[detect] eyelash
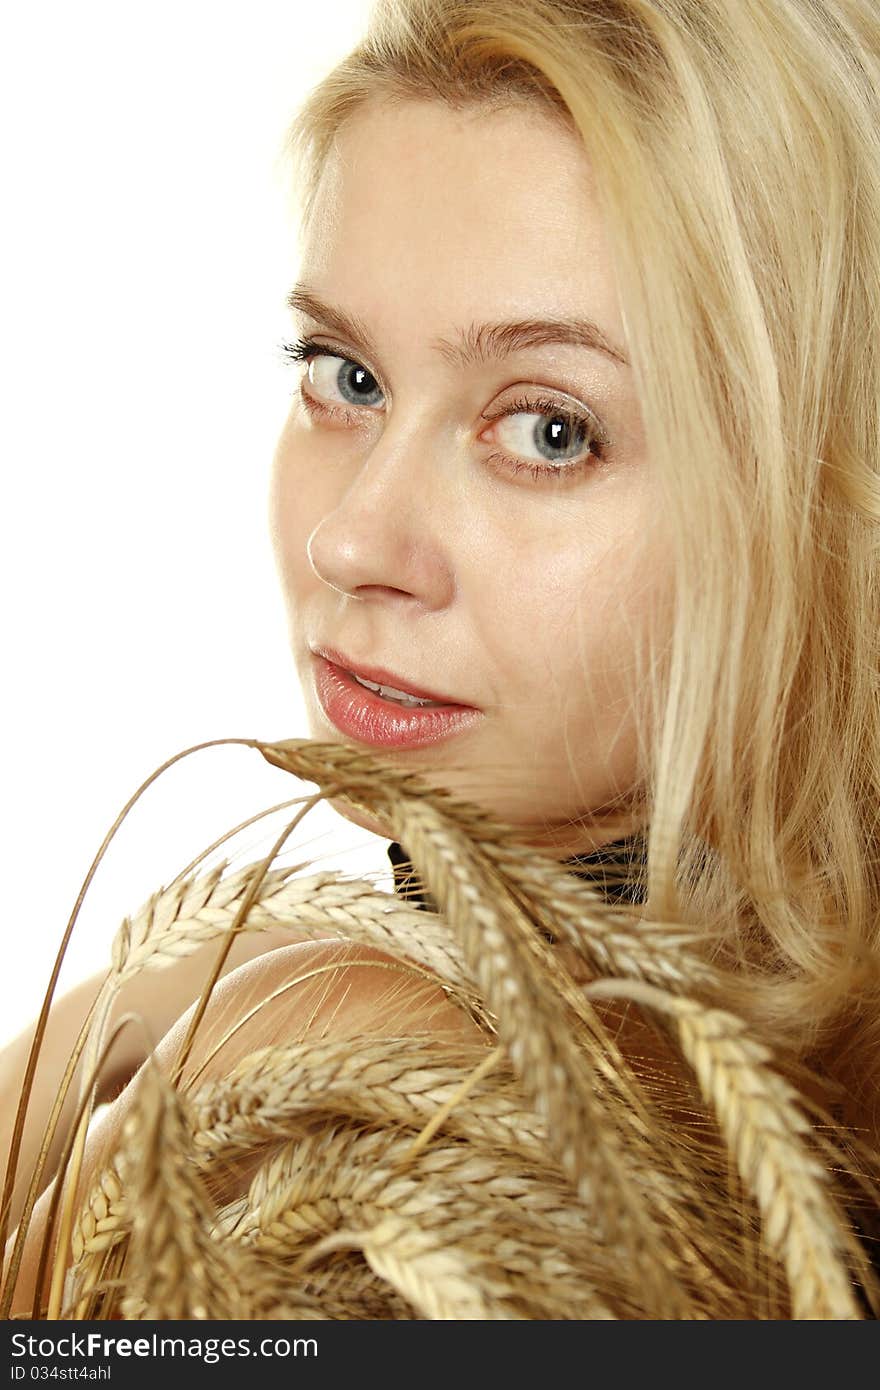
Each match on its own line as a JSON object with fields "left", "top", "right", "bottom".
{"left": 278, "top": 337, "right": 610, "bottom": 481}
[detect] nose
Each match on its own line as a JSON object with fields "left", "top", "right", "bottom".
{"left": 306, "top": 426, "right": 456, "bottom": 609}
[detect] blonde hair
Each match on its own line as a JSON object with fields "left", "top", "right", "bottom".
{"left": 283, "top": 0, "right": 880, "bottom": 1147}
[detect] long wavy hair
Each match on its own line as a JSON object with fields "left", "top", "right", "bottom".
{"left": 284, "top": 0, "right": 880, "bottom": 1144}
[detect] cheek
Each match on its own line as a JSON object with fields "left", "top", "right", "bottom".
{"left": 483, "top": 507, "right": 667, "bottom": 735}
{"left": 558, "top": 533, "right": 671, "bottom": 761}
{"left": 474, "top": 513, "right": 615, "bottom": 677}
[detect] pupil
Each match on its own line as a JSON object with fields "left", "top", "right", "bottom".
{"left": 548, "top": 418, "right": 569, "bottom": 447}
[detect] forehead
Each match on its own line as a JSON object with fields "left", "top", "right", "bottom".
{"left": 300, "top": 98, "right": 624, "bottom": 343}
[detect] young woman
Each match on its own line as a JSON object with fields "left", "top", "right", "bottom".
{"left": 4, "top": 0, "right": 880, "bottom": 1319}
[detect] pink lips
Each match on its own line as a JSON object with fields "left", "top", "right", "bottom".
{"left": 314, "top": 646, "right": 469, "bottom": 705}
{"left": 311, "top": 651, "right": 482, "bottom": 750}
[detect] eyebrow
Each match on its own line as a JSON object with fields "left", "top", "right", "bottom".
{"left": 287, "top": 286, "right": 630, "bottom": 371}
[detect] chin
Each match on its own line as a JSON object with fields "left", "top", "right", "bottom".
{"left": 326, "top": 795, "right": 396, "bottom": 842}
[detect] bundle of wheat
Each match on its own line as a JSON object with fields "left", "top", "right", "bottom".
{"left": 3, "top": 739, "right": 879, "bottom": 1319}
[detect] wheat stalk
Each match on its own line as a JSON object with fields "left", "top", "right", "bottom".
{"left": 116, "top": 1063, "right": 254, "bottom": 1319}
{"left": 378, "top": 793, "right": 697, "bottom": 1317}
{"left": 324, "top": 1211, "right": 524, "bottom": 1319}
{"left": 585, "top": 979, "right": 863, "bottom": 1319}
{"left": 109, "top": 862, "right": 485, "bottom": 1014}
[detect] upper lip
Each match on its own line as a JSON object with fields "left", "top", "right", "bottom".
{"left": 312, "top": 645, "right": 476, "bottom": 708}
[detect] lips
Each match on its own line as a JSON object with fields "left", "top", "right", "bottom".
{"left": 312, "top": 646, "right": 476, "bottom": 709}
{"left": 310, "top": 648, "right": 482, "bottom": 750}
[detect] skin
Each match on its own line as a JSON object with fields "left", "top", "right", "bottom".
{"left": 269, "top": 97, "right": 671, "bottom": 857}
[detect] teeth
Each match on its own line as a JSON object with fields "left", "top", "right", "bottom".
{"left": 351, "top": 672, "right": 442, "bottom": 707}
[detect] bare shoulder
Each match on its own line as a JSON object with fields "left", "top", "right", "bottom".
{"left": 166, "top": 938, "right": 487, "bottom": 1090}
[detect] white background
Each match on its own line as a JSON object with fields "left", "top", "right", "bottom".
{"left": 0, "top": 1, "right": 392, "bottom": 1045}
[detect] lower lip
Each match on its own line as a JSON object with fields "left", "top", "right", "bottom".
{"left": 312, "top": 654, "right": 482, "bottom": 749}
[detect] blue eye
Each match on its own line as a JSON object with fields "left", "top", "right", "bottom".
{"left": 278, "top": 338, "right": 385, "bottom": 411}
{"left": 481, "top": 392, "right": 609, "bottom": 479}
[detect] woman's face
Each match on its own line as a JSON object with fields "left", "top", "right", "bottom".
{"left": 270, "top": 98, "right": 669, "bottom": 854}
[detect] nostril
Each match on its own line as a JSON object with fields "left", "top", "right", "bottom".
{"left": 355, "top": 585, "right": 415, "bottom": 599}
